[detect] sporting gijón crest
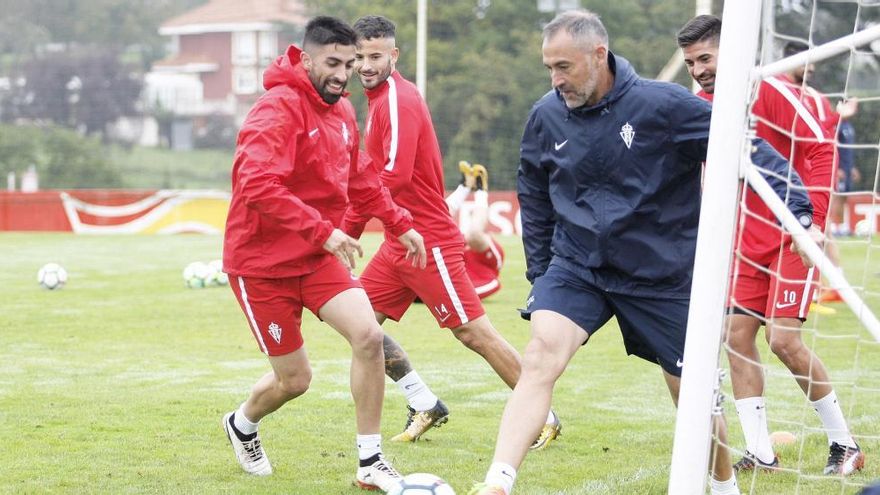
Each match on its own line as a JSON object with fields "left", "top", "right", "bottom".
{"left": 619, "top": 122, "right": 635, "bottom": 149}
{"left": 268, "top": 322, "right": 282, "bottom": 344}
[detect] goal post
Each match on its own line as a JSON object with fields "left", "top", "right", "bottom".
{"left": 669, "top": 1, "right": 764, "bottom": 492}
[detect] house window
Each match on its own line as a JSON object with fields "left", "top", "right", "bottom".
{"left": 259, "top": 31, "right": 278, "bottom": 65}
{"left": 233, "top": 67, "right": 259, "bottom": 94}
{"left": 166, "top": 35, "right": 180, "bottom": 57}
{"left": 233, "top": 32, "right": 257, "bottom": 65}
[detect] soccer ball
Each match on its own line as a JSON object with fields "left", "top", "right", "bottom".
{"left": 37, "top": 263, "right": 68, "bottom": 290}
{"left": 208, "top": 259, "right": 228, "bottom": 286}
{"left": 854, "top": 219, "right": 874, "bottom": 237}
{"left": 388, "top": 473, "right": 456, "bottom": 495}
{"left": 182, "top": 261, "right": 210, "bottom": 288}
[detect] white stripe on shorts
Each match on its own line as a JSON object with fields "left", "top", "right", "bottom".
{"left": 798, "top": 267, "right": 815, "bottom": 319}
{"left": 237, "top": 276, "right": 268, "bottom": 354}
{"left": 432, "top": 246, "right": 469, "bottom": 325}
{"left": 474, "top": 278, "right": 499, "bottom": 296}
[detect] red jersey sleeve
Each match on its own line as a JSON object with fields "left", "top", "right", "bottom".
{"left": 377, "top": 103, "right": 421, "bottom": 196}
{"left": 346, "top": 121, "right": 413, "bottom": 237}
{"left": 233, "top": 92, "right": 334, "bottom": 247}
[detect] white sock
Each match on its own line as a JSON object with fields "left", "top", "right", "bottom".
{"left": 356, "top": 434, "right": 383, "bottom": 461}
{"left": 734, "top": 397, "right": 774, "bottom": 464}
{"left": 546, "top": 410, "right": 555, "bottom": 424}
{"left": 710, "top": 475, "right": 740, "bottom": 495}
{"left": 445, "top": 184, "right": 471, "bottom": 214}
{"left": 474, "top": 189, "right": 489, "bottom": 207}
{"left": 812, "top": 391, "right": 857, "bottom": 448}
{"left": 485, "top": 462, "right": 516, "bottom": 494}
{"left": 396, "top": 370, "right": 438, "bottom": 412}
{"left": 234, "top": 403, "right": 259, "bottom": 435}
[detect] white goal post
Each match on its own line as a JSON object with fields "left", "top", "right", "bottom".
{"left": 669, "top": 2, "right": 880, "bottom": 493}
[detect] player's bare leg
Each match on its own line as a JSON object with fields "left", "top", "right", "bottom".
{"left": 725, "top": 314, "right": 779, "bottom": 471}
{"left": 379, "top": 324, "right": 449, "bottom": 443}
{"left": 765, "top": 317, "right": 831, "bottom": 400}
{"left": 320, "top": 288, "right": 385, "bottom": 435}
{"left": 451, "top": 315, "right": 521, "bottom": 389}
{"left": 726, "top": 314, "right": 765, "bottom": 399}
{"left": 766, "top": 317, "right": 863, "bottom": 475}
{"left": 664, "top": 372, "right": 738, "bottom": 494}
{"left": 320, "top": 289, "right": 403, "bottom": 491}
{"left": 223, "top": 348, "right": 312, "bottom": 476}
{"left": 470, "top": 310, "right": 584, "bottom": 495}
{"left": 244, "top": 350, "right": 313, "bottom": 422}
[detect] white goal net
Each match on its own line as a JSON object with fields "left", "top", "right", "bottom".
{"left": 671, "top": 1, "right": 880, "bottom": 494}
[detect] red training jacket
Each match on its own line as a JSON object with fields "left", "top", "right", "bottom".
{"left": 223, "top": 45, "right": 412, "bottom": 278}
{"left": 343, "top": 71, "right": 462, "bottom": 251}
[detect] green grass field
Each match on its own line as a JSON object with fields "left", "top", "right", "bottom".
{"left": 1, "top": 233, "right": 878, "bottom": 494}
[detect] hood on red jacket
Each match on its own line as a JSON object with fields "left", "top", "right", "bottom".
{"left": 263, "top": 45, "right": 349, "bottom": 106}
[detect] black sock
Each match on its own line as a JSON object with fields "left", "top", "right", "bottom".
{"left": 359, "top": 453, "right": 381, "bottom": 468}
{"left": 228, "top": 413, "right": 256, "bottom": 441}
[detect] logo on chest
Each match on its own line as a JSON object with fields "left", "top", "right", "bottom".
{"left": 619, "top": 122, "right": 635, "bottom": 149}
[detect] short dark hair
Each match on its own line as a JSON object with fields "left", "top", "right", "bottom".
{"left": 303, "top": 16, "right": 357, "bottom": 49}
{"left": 353, "top": 15, "right": 396, "bottom": 40}
{"left": 677, "top": 15, "right": 722, "bottom": 48}
{"left": 543, "top": 9, "right": 608, "bottom": 47}
{"left": 783, "top": 40, "right": 810, "bottom": 58}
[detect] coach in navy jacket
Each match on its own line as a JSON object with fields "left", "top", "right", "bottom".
{"left": 470, "top": 10, "right": 813, "bottom": 495}
{"left": 518, "top": 50, "right": 812, "bottom": 298}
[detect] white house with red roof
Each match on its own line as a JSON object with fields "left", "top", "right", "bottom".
{"left": 144, "top": 0, "right": 306, "bottom": 147}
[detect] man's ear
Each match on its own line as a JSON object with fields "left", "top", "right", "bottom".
{"left": 301, "top": 51, "right": 312, "bottom": 70}
{"left": 391, "top": 47, "right": 400, "bottom": 66}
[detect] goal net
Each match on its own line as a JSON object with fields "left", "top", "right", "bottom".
{"left": 671, "top": 1, "right": 880, "bottom": 494}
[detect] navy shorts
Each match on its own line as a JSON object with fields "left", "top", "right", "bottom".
{"left": 521, "top": 262, "right": 689, "bottom": 376}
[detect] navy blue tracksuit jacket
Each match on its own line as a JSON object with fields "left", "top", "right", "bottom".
{"left": 518, "top": 53, "right": 813, "bottom": 298}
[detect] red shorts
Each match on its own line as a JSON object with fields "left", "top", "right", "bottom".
{"left": 729, "top": 243, "right": 819, "bottom": 320}
{"left": 464, "top": 236, "right": 505, "bottom": 299}
{"left": 228, "top": 259, "right": 362, "bottom": 356}
{"left": 360, "top": 241, "right": 485, "bottom": 328}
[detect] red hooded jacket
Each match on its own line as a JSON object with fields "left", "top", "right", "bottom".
{"left": 223, "top": 45, "right": 412, "bottom": 278}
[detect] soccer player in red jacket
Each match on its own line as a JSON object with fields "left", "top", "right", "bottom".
{"left": 220, "top": 16, "right": 426, "bottom": 491}
{"left": 343, "top": 15, "right": 560, "bottom": 447}
{"left": 679, "top": 15, "right": 864, "bottom": 476}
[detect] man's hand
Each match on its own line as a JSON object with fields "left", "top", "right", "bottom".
{"left": 323, "top": 228, "right": 363, "bottom": 270}
{"left": 836, "top": 97, "right": 858, "bottom": 120}
{"left": 397, "top": 229, "right": 427, "bottom": 269}
{"left": 790, "top": 225, "right": 825, "bottom": 268}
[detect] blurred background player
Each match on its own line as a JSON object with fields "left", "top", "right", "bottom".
{"left": 779, "top": 41, "right": 860, "bottom": 305}
{"left": 679, "top": 17, "right": 864, "bottom": 476}
{"left": 445, "top": 161, "right": 505, "bottom": 300}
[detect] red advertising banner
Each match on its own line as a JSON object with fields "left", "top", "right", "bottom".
{"left": 1, "top": 189, "right": 876, "bottom": 236}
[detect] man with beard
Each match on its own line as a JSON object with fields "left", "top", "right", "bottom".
{"left": 220, "top": 16, "right": 426, "bottom": 492}
{"left": 678, "top": 15, "right": 864, "bottom": 476}
{"left": 342, "top": 14, "right": 562, "bottom": 449}
{"left": 470, "top": 9, "right": 814, "bottom": 495}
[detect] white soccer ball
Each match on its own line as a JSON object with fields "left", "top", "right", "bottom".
{"left": 388, "top": 473, "right": 456, "bottom": 495}
{"left": 854, "top": 219, "right": 874, "bottom": 237}
{"left": 208, "top": 259, "right": 228, "bottom": 286}
{"left": 37, "top": 263, "right": 68, "bottom": 290}
{"left": 182, "top": 261, "right": 210, "bottom": 288}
